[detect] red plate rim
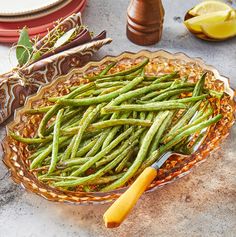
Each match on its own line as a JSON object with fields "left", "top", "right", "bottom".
{"left": 0, "top": 0, "right": 86, "bottom": 38}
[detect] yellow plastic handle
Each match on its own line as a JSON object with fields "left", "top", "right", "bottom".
{"left": 103, "top": 167, "right": 157, "bottom": 228}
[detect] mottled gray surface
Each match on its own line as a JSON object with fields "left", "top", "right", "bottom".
{"left": 0, "top": 0, "right": 236, "bottom": 236}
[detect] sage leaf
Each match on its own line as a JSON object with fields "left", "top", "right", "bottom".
{"left": 31, "top": 51, "right": 41, "bottom": 63}
{"left": 54, "top": 28, "right": 77, "bottom": 49}
{"left": 16, "top": 27, "right": 33, "bottom": 66}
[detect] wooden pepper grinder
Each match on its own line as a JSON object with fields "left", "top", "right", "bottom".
{"left": 126, "top": 0, "right": 165, "bottom": 45}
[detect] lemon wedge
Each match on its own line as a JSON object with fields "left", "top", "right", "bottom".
{"left": 226, "top": 10, "right": 236, "bottom": 20}
{"left": 201, "top": 19, "right": 236, "bottom": 39}
{"left": 184, "top": 10, "right": 231, "bottom": 33}
{"left": 189, "top": 0, "right": 233, "bottom": 16}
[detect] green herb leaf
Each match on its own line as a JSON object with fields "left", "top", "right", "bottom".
{"left": 31, "top": 51, "right": 41, "bottom": 63}
{"left": 16, "top": 27, "right": 33, "bottom": 66}
{"left": 53, "top": 28, "right": 77, "bottom": 49}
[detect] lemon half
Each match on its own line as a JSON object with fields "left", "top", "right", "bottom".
{"left": 189, "top": 0, "right": 232, "bottom": 16}
{"left": 201, "top": 19, "right": 236, "bottom": 39}
{"left": 184, "top": 10, "right": 231, "bottom": 33}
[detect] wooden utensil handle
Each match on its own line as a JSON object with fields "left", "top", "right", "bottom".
{"left": 103, "top": 167, "right": 157, "bottom": 228}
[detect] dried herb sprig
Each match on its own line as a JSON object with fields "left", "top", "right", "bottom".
{"left": 15, "top": 23, "right": 90, "bottom": 68}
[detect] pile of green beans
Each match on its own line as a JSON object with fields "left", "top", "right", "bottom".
{"left": 11, "top": 59, "right": 222, "bottom": 192}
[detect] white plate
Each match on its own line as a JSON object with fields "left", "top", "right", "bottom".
{"left": 0, "top": 0, "right": 66, "bottom": 16}
{"left": 0, "top": 0, "right": 72, "bottom": 22}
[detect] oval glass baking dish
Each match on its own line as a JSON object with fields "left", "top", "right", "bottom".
{"left": 2, "top": 50, "right": 235, "bottom": 204}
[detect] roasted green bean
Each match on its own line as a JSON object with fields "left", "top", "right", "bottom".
{"left": 99, "top": 61, "right": 117, "bottom": 76}
{"left": 48, "top": 109, "right": 64, "bottom": 174}
{"left": 71, "top": 105, "right": 102, "bottom": 158}
{"left": 25, "top": 106, "right": 53, "bottom": 114}
{"left": 38, "top": 83, "right": 95, "bottom": 137}
{"left": 140, "top": 114, "right": 222, "bottom": 170}
{"left": 71, "top": 127, "right": 134, "bottom": 177}
{"left": 54, "top": 140, "right": 139, "bottom": 187}
{"left": 56, "top": 76, "right": 144, "bottom": 106}
{"left": 102, "top": 111, "right": 169, "bottom": 191}
{"left": 141, "top": 82, "right": 195, "bottom": 101}
{"left": 86, "top": 58, "right": 149, "bottom": 80}
{"left": 101, "top": 101, "right": 188, "bottom": 113}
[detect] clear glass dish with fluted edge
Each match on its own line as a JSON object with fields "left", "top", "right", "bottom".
{"left": 2, "top": 50, "right": 235, "bottom": 205}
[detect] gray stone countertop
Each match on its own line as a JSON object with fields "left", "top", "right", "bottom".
{"left": 0, "top": 0, "right": 235, "bottom": 236}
